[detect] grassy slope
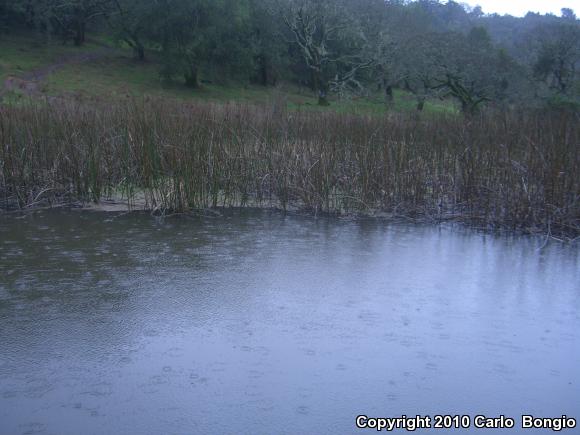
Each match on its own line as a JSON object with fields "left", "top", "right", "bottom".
{"left": 0, "top": 34, "right": 457, "bottom": 115}
{"left": 0, "top": 34, "right": 104, "bottom": 81}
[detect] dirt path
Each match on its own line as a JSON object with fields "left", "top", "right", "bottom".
{"left": 0, "top": 45, "right": 116, "bottom": 99}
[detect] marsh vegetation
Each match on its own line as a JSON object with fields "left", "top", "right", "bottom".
{"left": 1, "top": 99, "right": 578, "bottom": 238}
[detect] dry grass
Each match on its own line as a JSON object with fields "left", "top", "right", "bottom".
{"left": 1, "top": 98, "right": 578, "bottom": 238}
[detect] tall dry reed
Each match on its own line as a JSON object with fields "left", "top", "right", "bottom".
{"left": 1, "top": 99, "right": 578, "bottom": 237}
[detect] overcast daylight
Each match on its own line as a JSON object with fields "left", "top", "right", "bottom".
{"left": 1, "top": 0, "right": 579, "bottom": 434}
{"left": 468, "top": 0, "right": 579, "bottom": 16}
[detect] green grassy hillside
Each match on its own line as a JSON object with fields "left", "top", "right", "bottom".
{"left": 0, "top": 34, "right": 457, "bottom": 115}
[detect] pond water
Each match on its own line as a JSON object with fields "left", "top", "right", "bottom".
{"left": 0, "top": 210, "right": 579, "bottom": 435}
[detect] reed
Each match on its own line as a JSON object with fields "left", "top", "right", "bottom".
{"left": 1, "top": 98, "right": 578, "bottom": 238}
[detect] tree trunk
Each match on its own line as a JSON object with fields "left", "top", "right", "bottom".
{"left": 184, "top": 65, "right": 199, "bottom": 88}
{"left": 313, "top": 71, "right": 329, "bottom": 106}
{"left": 318, "top": 88, "right": 329, "bottom": 106}
{"left": 74, "top": 20, "right": 85, "bottom": 46}
{"left": 383, "top": 78, "right": 394, "bottom": 105}
{"left": 416, "top": 97, "right": 425, "bottom": 111}
{"left": 126, "top": 38, "right": 146, "bottom": 61}
{"left": 136, "top": 43, "right": 145, "bottom": 61}
{"left": 257, "top": 55, "right": 270, "bottom": 86}
{"left": 461, "top": 100, "right": 481, "bottom": 117}
{"left": 385, "top": 86, "right": 394, "bottom": 102}
{"left": 461, "top": 100, "right": 474, "bottom": 115}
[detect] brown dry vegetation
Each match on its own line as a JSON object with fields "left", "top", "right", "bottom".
{"left": 0, "top": 99, "right": 579, "bottom": 238}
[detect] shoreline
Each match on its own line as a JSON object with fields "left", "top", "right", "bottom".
{"left": 1, "top": 100, "right": 578, "bottom": 241}
{"left": 2, "top": 197, "right": 578, "bottom": 244}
